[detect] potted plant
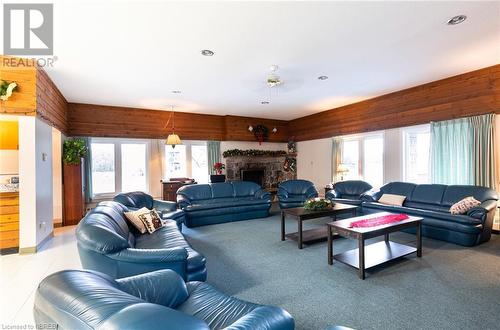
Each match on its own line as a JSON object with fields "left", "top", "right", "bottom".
{"left": 210, "top": 162, "right": 226, "bottom": 183}
{"left": 62, "top": 138, "right": 88, "bottom": 226}
{"left": 63, "top": 138, "right": 87, "bottom": 165}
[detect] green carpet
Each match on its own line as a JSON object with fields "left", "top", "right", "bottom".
{"left": 183, "top": 209, "right": 500, "bottom": 330}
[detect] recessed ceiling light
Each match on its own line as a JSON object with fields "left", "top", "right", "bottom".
{"left": 447, "top": 15, "right": 467, "bottom": 25}
{"left": 171, "top": 90, "right": 182, "bottom": 94}
{"left": 261, "top": 101, "right": 270, "bottom": 105}
{"left": 201, "top": 49, "right": 215, "bottom": 56}
{"left": 318, "top": 75, "right": 328, "bottom": 80}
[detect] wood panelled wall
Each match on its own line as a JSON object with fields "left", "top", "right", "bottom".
{"left": 289, "top": 65, "right": 500, "bottom": 141}
{"left": 68, "top": 103, "right": 290, "bottom": 142}
{"left": 36, "top": 68, "right": 69, "bottom": 134}
{"left": 0, "top": 56, "right": 37, "bottom": 115}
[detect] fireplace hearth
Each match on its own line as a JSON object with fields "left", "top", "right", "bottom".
{"left": 241, "top": 168, "right": 265, "bottom": 187}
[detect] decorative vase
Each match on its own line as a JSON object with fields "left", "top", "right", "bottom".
{"left": 210, "top": 174, "right": 226, "bottom": 183}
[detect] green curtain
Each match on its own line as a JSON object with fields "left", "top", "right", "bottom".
{"left": 331, "top": 137, "right": 343, "bottom": 182}
{"left": 471, "top": 114, "right": 496, "bottom": 189}
{"left": 431, "top": 113, "right": 496, "bottom": 188}
{"left": 83, "top": 137, "right": 93, "bottom": 203}
{"left": 207, "top": 141, "right": 221, "bottom": 175}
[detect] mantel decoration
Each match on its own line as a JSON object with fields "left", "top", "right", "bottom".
{"left": 63, "top": 138, "right": 88, "bottom": 165}
{"left": 223, "top": 149, "right": 287, "bottom": 158}
{"left": 303, "top": 197, "right": 334, "bottom": 211}
{"left": 283, "top": 156, "right": 296, "bottom": 173}
{"left": 253, "top": 124, "right": 269, "bottom": 144}
{"left": 213, "top": 162, "right": 225, "bottom": 175}
{"left": 0, "top": 80, "right": 18, "bottom": 101}
{"left": 287, "top": 140, "right": 296, "bottom": 154}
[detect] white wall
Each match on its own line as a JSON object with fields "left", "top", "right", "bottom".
{"left": 52, "top": 128, "right": 63, "bottom": 225}
{"left": 296, "top": 138, "right": 332, "bottom": 195}
{"left": 383, "top": 128, "right": 403, "bottom": 183}
{"left": 18, "top": 117, "right": 53, "bottom": 250}
{"left": 0, "top": 150, "right": 19, "bottom": 175}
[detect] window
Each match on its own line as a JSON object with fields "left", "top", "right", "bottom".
{"left": 341, "top": 133, "right": 384, "bottom": 187}
{"left": 91, "top": 138, "right": 149, "bottom": 197}
{"left": 403, "top": 126, "right": 430, "bottom": 184}
{"left": 164, "top": 142, "right": 208, "bottom": 183}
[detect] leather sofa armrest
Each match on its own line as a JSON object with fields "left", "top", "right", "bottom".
{"left": 99, "top": 303, "right": 209, "bottom": 330}
{"left": 467, "top": 200, "right": 497, "bottom": 220}
{"left": 305, "top": 186, "right": 319, "bottom": 199}
{"left": 224, "top": 306, "right": 295, "bottom": 330}
{"left": 117, "top": 270, "right": 189, "bottom": 308}
{"left": 176, "top": 195, "right": 192, "bottom": 209}
{"left": 153, "top": 199, "right": 177, "bottom": 212}
{"left": 277, "top": 188, "right": 288, "bottom": 200}
{"left": 361, "top": 190, "right": 382, "bottom": 202}
{"left": 108, "top": 247, "right": 188, "bottom": 264}
{"left": 255, "top": 189, "right": 271, "bottom": 200}
{"left": 325, "top": 189, "right": 339, "bottom": 199}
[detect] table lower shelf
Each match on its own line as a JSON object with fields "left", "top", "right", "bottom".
{"left": 333, "top": 241, "right": 417, "bottom": 270}
{"left": 285, "top": 226, "right": 333, "bottom": 245}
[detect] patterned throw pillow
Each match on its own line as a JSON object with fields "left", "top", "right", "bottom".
{"left": 138, "top": 209, "right": 163, "bottom": 234}
{"left": 124, "top": 207, "right": 150, "bottom": 234}
{"left": 450, "top": 197, "right": 481, "bottom": 215}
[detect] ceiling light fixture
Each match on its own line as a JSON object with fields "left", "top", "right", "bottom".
{"left": 201, "top": 49, "right": 215, "bottom": 56}
{"left": 261, "top": 101, "right": 270, "bottom": 105}
{"left": 447, "top": 15, "right": 467, "bottom": 25}
{"left": 166, "top": 105, "right": 182, "bottom": 149}
{"left": 318, "top": 75, "right": 328, "bottom": 80}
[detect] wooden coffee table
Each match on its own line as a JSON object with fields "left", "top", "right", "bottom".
{"left": 281, "top": 203, "right": 358, "bottom": 249}
{"left": 327, "top": 212, "right": 423, "bottom": 279}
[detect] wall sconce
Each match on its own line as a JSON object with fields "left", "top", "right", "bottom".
{"left": 248, "top": 125, "right": 253, "bottom": 132}
{"left": 272, "top": 127, "right": 278, "bottom": 133}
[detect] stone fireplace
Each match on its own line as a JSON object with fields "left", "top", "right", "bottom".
{"left": 225, "top": 156, "right": 296, "bottom": 189}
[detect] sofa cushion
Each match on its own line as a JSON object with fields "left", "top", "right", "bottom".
{"left": 134, "top": 220, "right": 206, "bottom": 272}
{"left": 178, "top": 184, "right": 213, "bottom": 201}
{"left": 279, "top": 179, "right": 316, "bottom": 195}
{"left": 114, "top": 191, "right": 154, "bottom": 209}
{"left": 139, "top": 209, "right": 163, "bottom": 234}
{"left": 211, "top": 182, "right": 235, "bottom": 198}
{"left": 442, "top": 185, "right": 498, "bottom": 206}
{"left": 232, "top": 181, "right": 261, "bottom": 197}
{"left": 379, "top": 194, "right": 406, "bottom": 206}
{"left": 124, "top": 207, "right": 150, "bottom": 234}
{"left": 403, "top": 202, "right": 451, "bottom": 213}
{"left": 380, "top": 182, "right": 417, "bottom": 198}
{"left": 185, "top": 203, "right": 270, "bottom": 218}
{"left": 186, "top": 198, "right": 270, "bottom": 212}
{"left": 408, "top": 184, "right": 447, "bottom": 205}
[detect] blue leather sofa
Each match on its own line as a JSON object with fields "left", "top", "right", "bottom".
{"left": 277, "top": 179, "right": 319, "bottom": 209}
{"left": 34, "top": 269, "right": 295, "bottom": 330}
{"left": 325, "top": 180, "right": 373, "bottom": 206}
{"left": 361, "top": 182, "right": 498, "bottom": 246}
{"left": 114, "top": 191, "right": 185, "bottom": 230}
{"left": 76, "top": 201, "right": 207, "bottom": 281}
{"left": 177, "top": 181, "right": 272, "bottom": 227}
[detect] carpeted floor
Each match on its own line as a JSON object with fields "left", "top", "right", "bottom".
{"left": 182, "top": 209, "right": 500, "bottom": 330}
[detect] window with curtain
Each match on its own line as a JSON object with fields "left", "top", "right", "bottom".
{"left": 164, "top": 141, "right": 209, "bottom": 183}
{"left": 403, "top": 126, "right": 430, "bottom": 184}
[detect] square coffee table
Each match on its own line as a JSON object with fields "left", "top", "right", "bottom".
{"left": 327, "top": 212, "right": 423, "bottom": 279}
{"left": 281, "top": 203, "right": 358, "bottom": 249}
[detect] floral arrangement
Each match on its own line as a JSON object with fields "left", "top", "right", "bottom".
{"left": 223, "top": 149, "right": 288, "bottom": 158}
{"left": 0, "top": 80, "right": 18, "bottom": 101}
{"left": 213, "top": 162, "right": 225, "bottom": 175}
{"left": 63, "top": 138, "right": 88, "bottom": 165}
{"left": 303, "top": 197, "right": 334, "bottom": 211}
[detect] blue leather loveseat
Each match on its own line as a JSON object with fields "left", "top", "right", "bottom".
{"left": 362, "top": 182, "right": 498, "bottom": 246}
{"left": 177, "top": 181, "right": 272, "bottom": 227}
{"left": 76, "top": 201, "right": 207, "bottom": 281}
{"left": 277, "top": 179, "right": 319, "bottom": 209}
{"left": 34, "top": 269, "right": 295, "bottom": 330}
{"left": 114, "top": 191, "right": 185, "bottom": 230}
{"left": 325, "top": 180, "right": 373, "bottom": 206}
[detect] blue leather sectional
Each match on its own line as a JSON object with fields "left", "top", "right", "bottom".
{"left": 325, "top": 180, "right": 373, "bottom": 206}
{"left": 114, "top": 191, "right": 185, "bottom": 230}
{"left": 177, "top": 181, "right": 272, "bottom": 227}
{"left": 34, "top": 269, "right": 295, "bottom": 330}
{"left": 277, "top": 179, "right": 319, "bottom": 209}
{"left": 76, "top": 201, "right": 207, "bottom": 281}
{"left": 361, "top": 182, "right": 498, "bottom": 246}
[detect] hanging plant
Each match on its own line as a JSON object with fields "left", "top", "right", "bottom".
{"left": 0, "top": 80, "right": 18, "bottom": 101}
{"left": 63, "top": 138, "right": 88, "bottom": 165}
{"left": 253, "top": 124, "right": 269, "bottom": 144}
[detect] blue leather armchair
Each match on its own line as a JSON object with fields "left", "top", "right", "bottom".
{"left": 325, "top": 180, "right": 373, "bottom": 206}
{"left": 361, "top": 182, "right": 499, "bottom": 246}
{"left": 34, "top": 269, "right": 295, "bottom": 330}
{"left": 177, "top": 181, "right": 272, "bottom": 227}
{"left": 76, "top": 201, "right": 207, "bottom": 281}
{"left": 114, "top": 191, "right": 185, "bottom": 230}
{"left": 277, "top": 179, "right": 319, "bottom": 209}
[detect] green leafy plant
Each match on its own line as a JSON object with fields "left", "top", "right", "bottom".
{"left": 63, "top": 138, "right": 87, "bottom": 165}
{"left": 0, "top": 80, "right": 18, "bottom": 101}
{"left": 303, "top": 198, "right": 333, "bottom": 211}
{"left": 223, "top": 149, "right": 287, "bottom": 158}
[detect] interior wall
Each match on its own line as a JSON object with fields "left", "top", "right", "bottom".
{"left": 35, "top": 118, "right": 53, "bottom": 245}
{"left": 52, "top": 128, "right": 63, "bottom": 226}
{"left": 296, "top": 138, "right": 332, "bottom": 196}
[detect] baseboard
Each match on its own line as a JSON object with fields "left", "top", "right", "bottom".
{"left": 19, "top": 231, "right": 54, "bottom": 254}
{"left": 54, "top": 222, "right": 63, "bottom": 228}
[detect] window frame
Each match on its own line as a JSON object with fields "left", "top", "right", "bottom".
{"left": 164, "top": 141, "right": 208, "bottom": 183}
{"left": 91, "top": 137, "right": 150, "bottom": 199}
{"left": 402, "top": 124, "right": 431, "bottom": 184}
